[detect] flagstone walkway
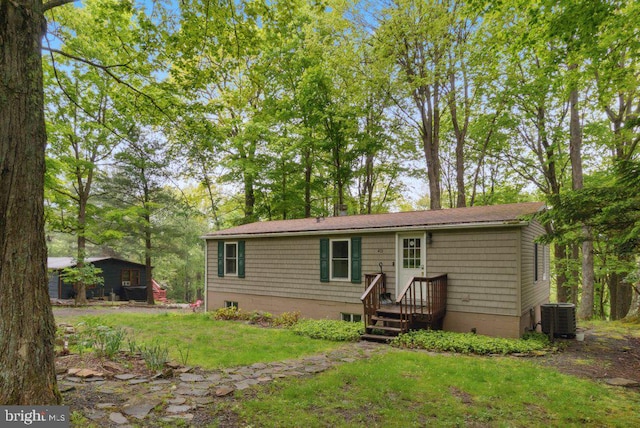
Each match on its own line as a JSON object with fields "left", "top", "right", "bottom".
{"left": 59, "top": 341, "right": 386, "bottom": 426}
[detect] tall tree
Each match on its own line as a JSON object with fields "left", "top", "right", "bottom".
{"left": 0, "top": 0, "right": 73, "bottom": 405}
{"left": 376, "top": 0, "right": 454, "bottom": 210}
{"left": 98, "top": 131, "right": 176, "bottom": 304}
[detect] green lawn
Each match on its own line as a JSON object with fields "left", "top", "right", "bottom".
{"left": 237, "top": 350, "right": 640, "bottom": 427}
{"left": 53, "top": 310, "right": 345, "bottom": 369}
{"left": 54, "top": 310, "right": 640, "bottom": 427}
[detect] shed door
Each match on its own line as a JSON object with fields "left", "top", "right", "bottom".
{"left": 397, "top": 234, "right": 426, "bottom": 297}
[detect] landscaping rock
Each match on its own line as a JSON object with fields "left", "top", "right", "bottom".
{"left": 96, "top": 403, "right": 116, "bottom": 409}
{"left": 122, "top": 401, "right": 160, "bottom": 420}
{"left": 115, "top": 374, "right": 137, "bottom": 381}
{"left": 109, "top": 412, "right": 129, "bottom": 425}
{"left": 76, "top": 368, "right": 104, "bottom": 378}
{"left": 180, "top": 373, "right": 205, "bottom": 382}
{"left": 166, "top": 405, "right": 192, "bottom": 414}
{"left": 605, "top": 378, "right": 639, "bottom": 387}
{"left": 215, "top": 386, "right": 235, "bottom": 397}
{"left": 168, "top": 397, "right": 187, "bottom": 405}
{"left": 175, "top": 387, "right": 209, "bottom": 396}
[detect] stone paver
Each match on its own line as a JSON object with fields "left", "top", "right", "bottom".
{"left": 109, "top": 412, "right": 128, "bottom": 425}
{"left": 60, "top": 341, "right": 387, "bottom": 425}
{"left": 605, "top": 377, "right": 639, "bottom": 387}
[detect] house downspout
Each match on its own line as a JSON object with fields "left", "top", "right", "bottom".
{"left": 203, "top": 239, "right": 208, "bottom": 313}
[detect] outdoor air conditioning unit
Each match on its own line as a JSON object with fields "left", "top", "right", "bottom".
{"left": 122, "top": 281, "right": 131, "bottom": 286}
{"left": 541, "top": 303, "right": 576, "bottom": 338}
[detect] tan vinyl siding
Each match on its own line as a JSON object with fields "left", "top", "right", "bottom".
{"left": 426, "top": 228, "right": 520, "bottom": 316}
{"left": 520, "top": 220, "right": 550, "bottom": 313}
{"left": 206, "top": 233, "right": 396, "bottom": 309}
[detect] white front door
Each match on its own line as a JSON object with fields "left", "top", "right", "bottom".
{"left": 397, "top": 234, "right": 426, "bottom": 298}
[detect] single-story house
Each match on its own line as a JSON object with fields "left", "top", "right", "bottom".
{"left": 48, "top": 257, "right": 149, "bottom": 301}
{"left": 203, "top": 202, "right": 550, "bottom": 338}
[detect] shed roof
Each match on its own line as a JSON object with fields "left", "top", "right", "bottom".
{"left": 204, "top": 201, "right": 545, "bottom": 239}
{"left": 47, "top": 257, "right": 145, "bottom": 270}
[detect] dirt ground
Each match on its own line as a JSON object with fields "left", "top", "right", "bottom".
{"left": 537, "top": 325, "right": 640, "bottom": 384}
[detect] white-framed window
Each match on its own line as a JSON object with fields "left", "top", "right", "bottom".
{"left": 341, "top": 313, "right": 362, "bottom": 323}
{"left": 534, "top": 242, "right": 549, "bottom": 283}
{"left": 330, "top": 239, "right": 350, "bottom": 280}
{"left": 224, "top": 301, "right": 238, "bottom": 308}
{"left": 225, "top": 242, "right": 238, "bottom": 276}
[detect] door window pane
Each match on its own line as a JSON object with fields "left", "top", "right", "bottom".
{"left": 403, "top": 238, "right": 421, "bottom": 270}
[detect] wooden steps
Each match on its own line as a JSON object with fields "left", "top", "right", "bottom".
{"left": 361, "top": 306, "right": 408, "bottom": 342}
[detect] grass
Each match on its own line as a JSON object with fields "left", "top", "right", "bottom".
{"left": 580, "top": 318, "right": 640, "bottom": 340}
{"left": 53, "top": 310, "right": 344, "bottom": 370}
{"left": 55, "top": 310, "right": 640, "bottom": 426}
{"left": 238, "top": 350, "right": 640, "bottom": 427}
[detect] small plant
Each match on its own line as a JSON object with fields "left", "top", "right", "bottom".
{"left": 139, "top": 341, "right": 169, "bottom": 371}
{"left": 272, "top": 311, "right": 301, "bottom": 327}
{"left": 93, "top": 325, "right": 126, "bottom": 359}
{"left": 291, "top": 319, "right": 363, "bottom": 342}
{"left": 178, "top": 345, "right": 191, "bottom": 366}
{"left": 126, "top": 337, "right": 139, "bottom": 355}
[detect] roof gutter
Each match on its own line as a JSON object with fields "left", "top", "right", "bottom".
{"left": 201, "top": 219, "right": 530, "bottom": 240}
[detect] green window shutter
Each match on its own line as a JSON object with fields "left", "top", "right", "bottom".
{"left": 217, "top": 241, "right": 224, "bottom": 277}
{"left": 320, "top": 238, "right": 329, "bottom": 282}
{"left": 351, "top": 237, "right": 362, "bottom": 284}
{"left": 238, "top": 240, "right": 245, "bottom": 278}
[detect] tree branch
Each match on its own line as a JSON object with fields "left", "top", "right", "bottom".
{"left": 43, "top": 47, "right": 171, "bottom": 121}
{"left": 43, "top": 0, "right": 75, "bottom": 13}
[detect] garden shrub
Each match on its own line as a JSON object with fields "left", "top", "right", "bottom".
{"left": 211, "top": 306, "right": 249, "bottom": 321}
{"left": 248, "top": 311, "right": 273, "bottom": 325}
{"left": 291, "top": 319, "right": 363, "bottom": 342}
{"left": 272, "top": 311, "right": 301, "bottom": 327}
{"left": 391, "top": 330, "right": 550, "bottom": 355}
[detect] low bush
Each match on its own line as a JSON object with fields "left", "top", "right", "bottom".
{"left": 391, "top": 330, "right": 550, "bottom": 355}
{"left": 291, "top": 319, "right": 363, "bottom": 342}
{"left": 211, "top": 306, "right": 250, "bottom": 321}
{"left": 272, "top": 311, "right": 301, "bottom": 327}
{"left": 248, "top": 311, "right": 273, "bottom": 325}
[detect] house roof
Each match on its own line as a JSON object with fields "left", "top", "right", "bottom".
{"left": 204, "top": 201, "right": 546, "bottom": 239}
{"left": 47, "top": 257, "right": 145, "bottom": 270}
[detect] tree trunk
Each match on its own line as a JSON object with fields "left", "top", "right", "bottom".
{"left": 555, "top": 243, "right": 569, "bottom": 303}
{"left": 578, "top": 228, "right": 595, "bottom": 319}
{"left": 569, "top": 82, "right": 594, "bottom": 319}
{"left": 0, "top": 0, "right": 61, "bottom": 404}
{"left": 75, "top": 197, "right": 88, "bottom": 304}
{"left": 625, "top": 284, "right": 640, "bottom": 319}
{"left": 144, "top": 208, "right": 155, "bottom": 305}
{"left": 417, "top": 88, "right": 442, "bottom": 210}
{"left": 303, "top": 148, "right": 312, "bottom": 218}
{"left": 448, "top": 65, "right": 467, "bottom": 208}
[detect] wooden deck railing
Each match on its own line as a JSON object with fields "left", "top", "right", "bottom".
{"left": 395, "top": 274, "right": 447, "bottom": 332}
{"left": 360, "top": 273, "right": 386, "bottom": 328}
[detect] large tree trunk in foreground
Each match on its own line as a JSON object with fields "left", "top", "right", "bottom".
{"left": 0, "top": 0, "right": 61, "bottom": 404}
